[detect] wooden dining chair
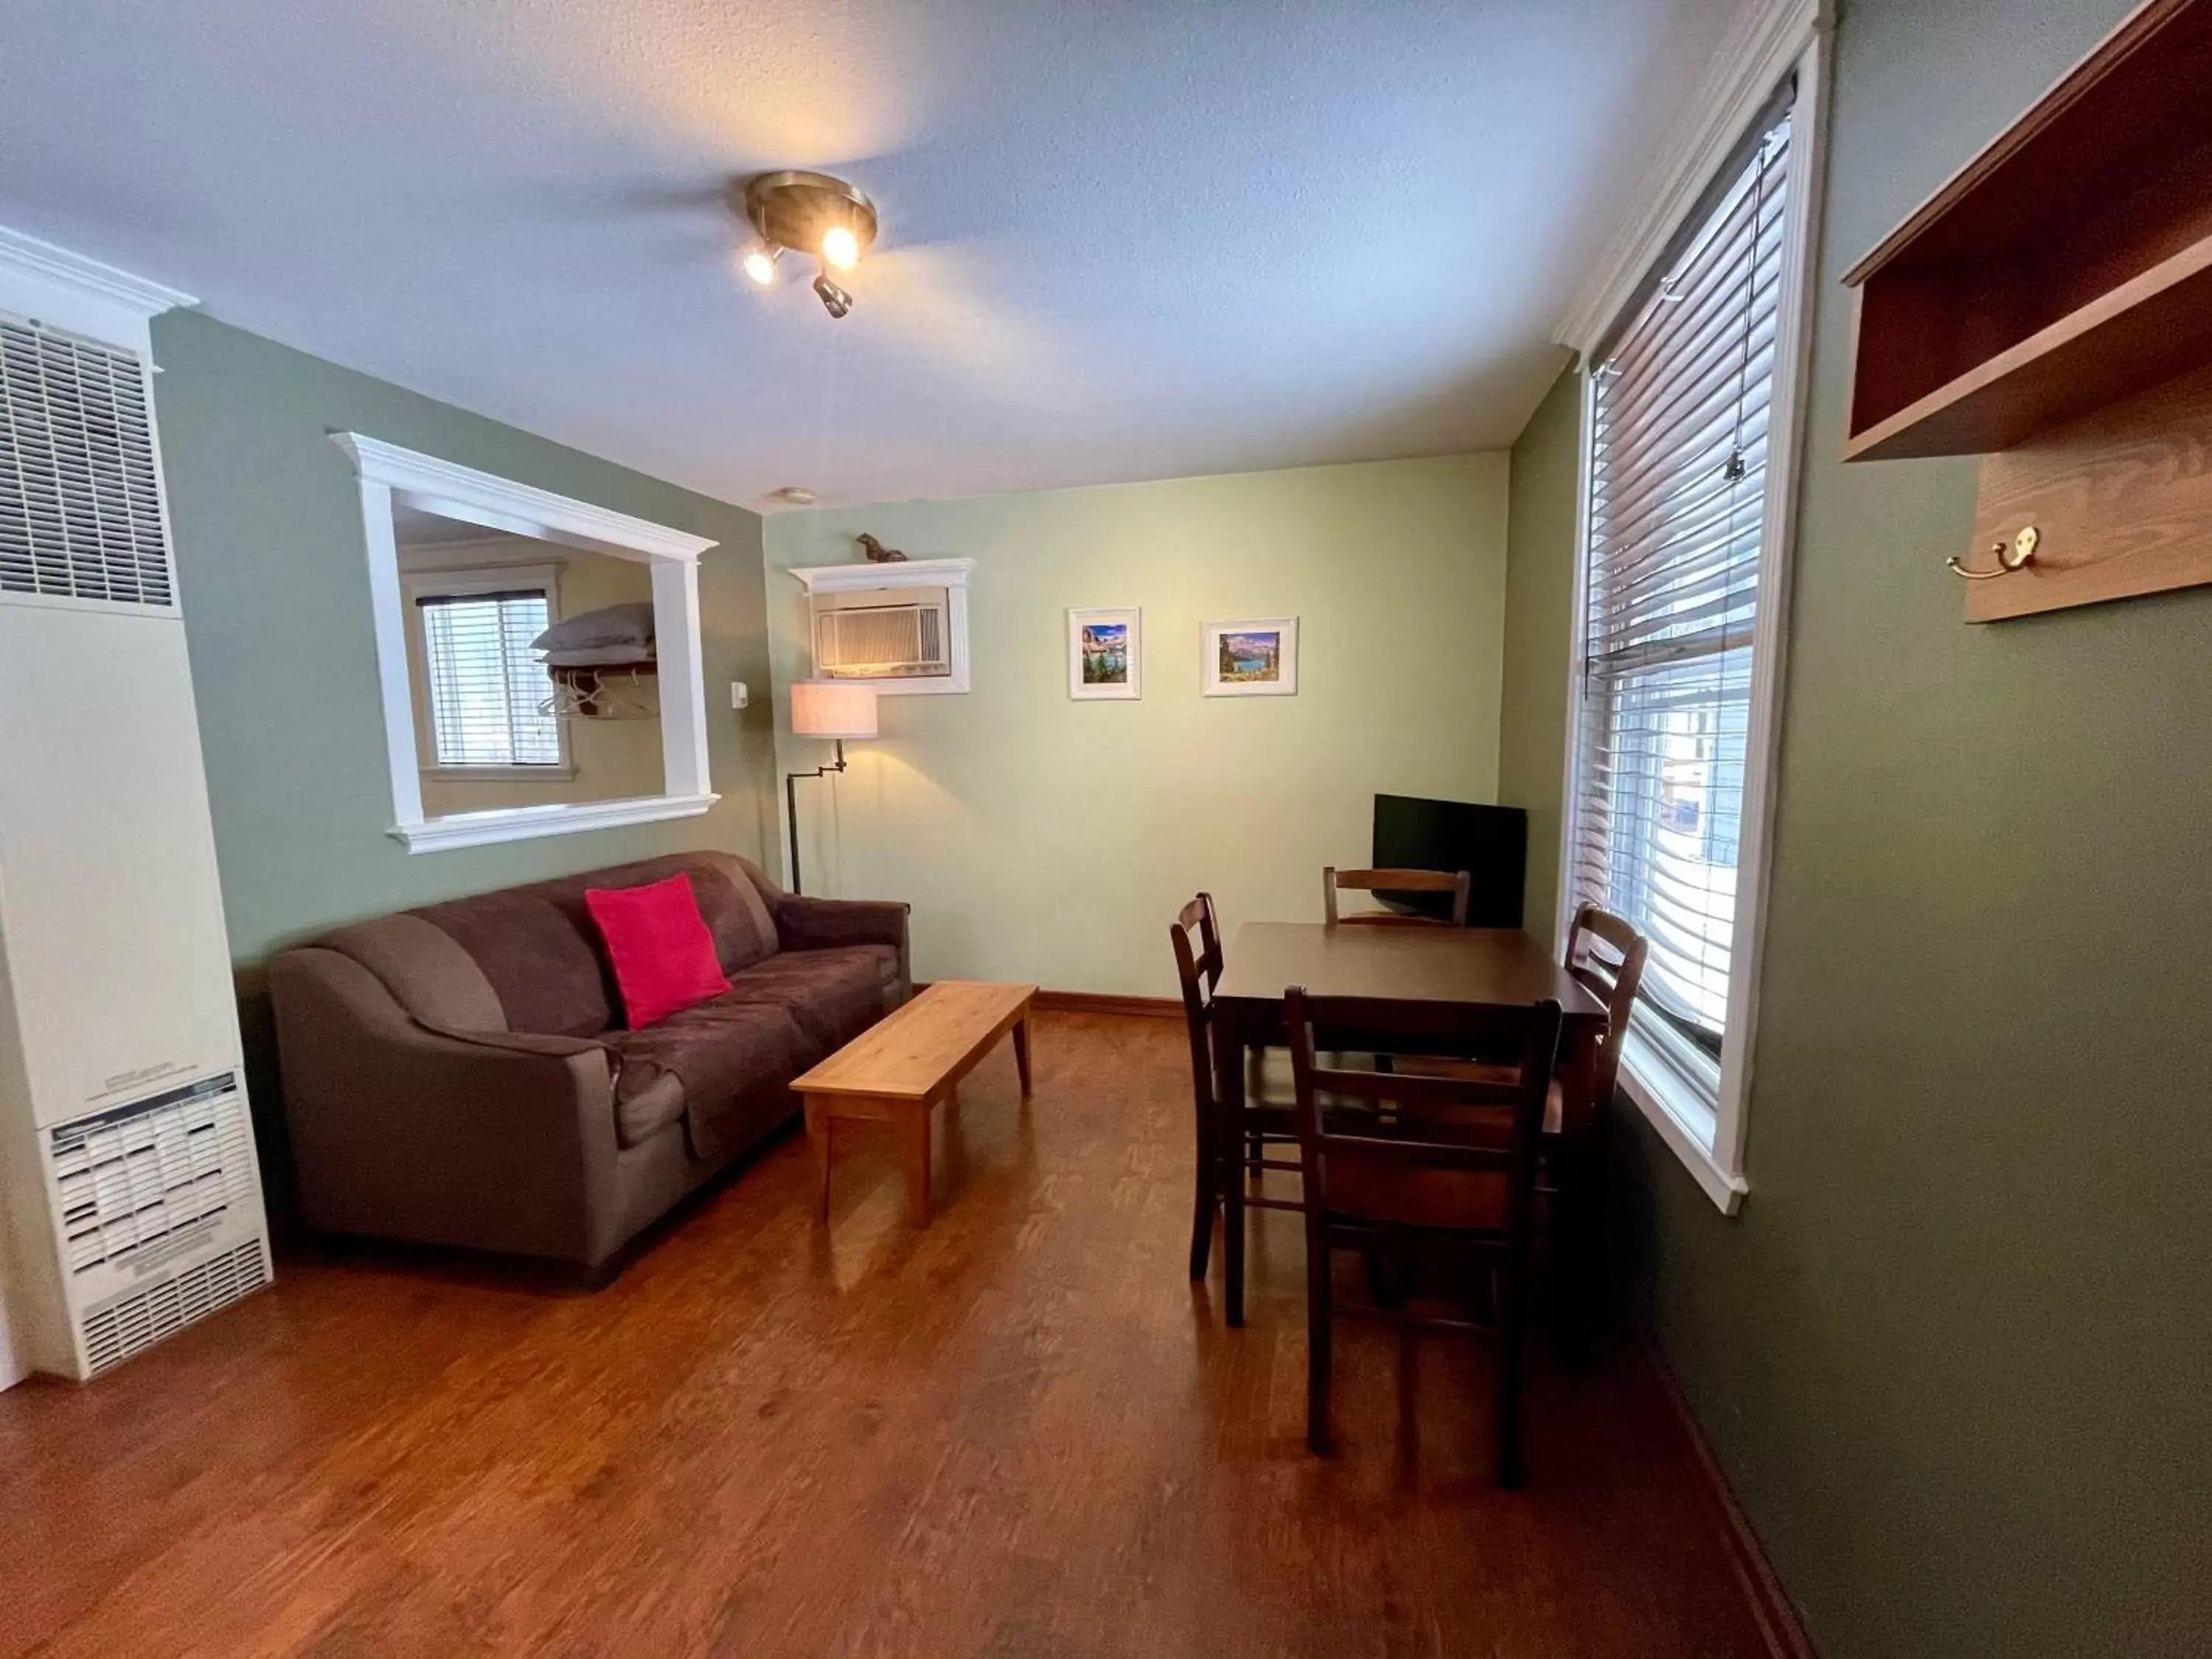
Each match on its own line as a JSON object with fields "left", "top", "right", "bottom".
{"left": 1387, "top": 905, "right": 1646, "bottom": 1357}
{"left": 1284, "top": 987, "right": 1563, "bottom": 1486}
{"left": 1322, "top": 866, "right": 1471, "bottom": 927}
{"left": 1400, "top": 903, "right": 1646, "bottom": 1136}
{"left": 1172, "top": 894, "right": 1304, "bottom": 1283}
{"left": 1559, "top": 903, "right": 1647, "bottom": 1123}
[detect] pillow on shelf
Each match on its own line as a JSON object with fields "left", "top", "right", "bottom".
{"left": 532, "top": 601, "right": 655, "bottom": 653}
{"left": 583, "top": 872, "right": 731, "bottom": 1029}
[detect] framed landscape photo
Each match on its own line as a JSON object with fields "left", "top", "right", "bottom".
{"left": 1068, "top": 607, "right": 1141, "bottom": 700}
{"left": 1202, "top": 616, "right": 1298, "bottom": 697}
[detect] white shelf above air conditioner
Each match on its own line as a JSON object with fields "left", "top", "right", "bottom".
{"left": 790, "top": 557, "right": 973, "bottom": 695}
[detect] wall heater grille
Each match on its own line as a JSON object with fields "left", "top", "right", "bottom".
{"left": 49, "top": 1073, "right": 257, "bottom": 1276}
{"left": 79, "top": 1239, "right": 268, "bottom": 1375}
{"left": 0, "top": 316, "right": 175, "bottom": 610}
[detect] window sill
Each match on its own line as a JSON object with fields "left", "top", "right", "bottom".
{"left": 389, "top": 791, "right": 718, "bottom": 854}
{"left": 420, "top": 764, "right": 577, "bottom": 783}
{"left": 1618, "top": 1029, "right": 1748, "bottom": 1216}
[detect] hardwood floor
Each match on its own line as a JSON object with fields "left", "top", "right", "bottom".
{"left": 0, "top": 1012, "right": 1770, "bottom": 1658}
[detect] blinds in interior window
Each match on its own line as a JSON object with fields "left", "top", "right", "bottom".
{"left": 1571, "top": 94, "right": 1792, "bottom": 1088}
{"left": 417, "top": 589, "right": 561, "bottom": 767}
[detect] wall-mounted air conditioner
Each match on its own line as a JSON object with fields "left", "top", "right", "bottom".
{"left": 0, "top": 226, "right": 271, "bottom": 1387}
{"left": 814, "top": 585, "right": 951, "bottom": 681}
{"left": 792, "top": 557, "right": 975, "bottom": 695}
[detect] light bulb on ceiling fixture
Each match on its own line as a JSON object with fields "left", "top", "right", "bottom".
{"left": 741, "top": 244, "right": 781, "bottom": 286}
{"left": 820, "top": 223, "right": 859, "bottom": 271}
{"left": 812, "top": 269, "right": 854, "bottom": 319}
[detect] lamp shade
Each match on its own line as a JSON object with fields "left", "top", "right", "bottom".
{"left": 790, "top": 678, "right": 879, "bottom": 740}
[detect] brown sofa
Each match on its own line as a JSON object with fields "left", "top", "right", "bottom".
{"left": 268, "top": 852, "right": 908, "bottom": 1273}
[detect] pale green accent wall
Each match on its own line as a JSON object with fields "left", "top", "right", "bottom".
{"left": 1497, "top": 365, "right": 1581, "bottom": 954}
{"left": 150, "top": 310, "right": 782, "bottom": 970}
{"left": 1503, "top": 1, "right": 2212, "bottom": 1655}
{"left": 763, "top": 455, "right": 1510, "bottom": 995}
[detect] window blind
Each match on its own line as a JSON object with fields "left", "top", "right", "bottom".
{"left": 1571, "top": 94, "right": 1792, "bottom": 1101}
{"left": 416, "top": 589, "right": 561, "bottom": 767}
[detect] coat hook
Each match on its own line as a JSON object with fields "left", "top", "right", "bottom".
{"left": 1949, "top": 524, "right": 2039, "bottom": 580}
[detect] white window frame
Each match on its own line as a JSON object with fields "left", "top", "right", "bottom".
{"left": 402, "top": 561, "right": 577, "bottom": 782}
{"left": 1551, "top": 0, "right": 1830, "bottom": 1214}
{"left": 331, "top": 434, "right": 718, "bottom": 853}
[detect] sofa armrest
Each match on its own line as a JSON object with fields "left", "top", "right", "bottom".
{"left": 270, "top": 947, "right": 626, "bottom": 1265}
{"left": 773, "top": 894, "right": 911, "bottom": 970}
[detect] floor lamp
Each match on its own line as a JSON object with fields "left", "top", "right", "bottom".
{"left": 785, "top": 679, "right": 879, "bottom": 894}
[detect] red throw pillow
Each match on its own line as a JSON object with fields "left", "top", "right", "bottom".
{"left": 584, "top": 873, "right": 731, "bottom": 1029}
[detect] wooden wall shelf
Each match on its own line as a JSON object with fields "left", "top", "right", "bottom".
{"left": 1844, "top": 239, "right": 2212, "bottom": 463}
{"left": 1843, "top": 0, "right": 2212, "bottom": 619}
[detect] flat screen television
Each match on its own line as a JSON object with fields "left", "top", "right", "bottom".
{"left": 1371, "top": 794, "right": 1527, "bottom": 928}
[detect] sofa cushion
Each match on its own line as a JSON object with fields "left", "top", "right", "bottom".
{"left": 414, "top": 888, "right": 611, "bottom": 1037}
{"left": 316, "top": 913, "right": 509, "bottom": 1031}
{"left": 609, "top": 996, "right": 812, "bottom": 1161}
{"left": 410, "top": 852, "right": 783, "bottom": 1037}
{"left": 585, "top": 873, "right": 731, "bottom": 1029}
{"left": 717, "top": 945, "right": 900, "bottom": 1054}
{"left": 552, "top": 853, "right": 780, "bottom": 978}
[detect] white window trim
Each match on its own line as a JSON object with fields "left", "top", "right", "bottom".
{"left": 402, "top": 561, "right": 576, "bottom": 780}
{"left": 331, "top": 434, "right": 719, "bottom": 852}
{"left": 1551, "top": 2, "right": 1832, "bottom": 1215}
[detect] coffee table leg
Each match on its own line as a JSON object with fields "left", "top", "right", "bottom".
{"left": 901, "top": 1099, "right": 933, "bottom": 1227}
{"left": 804, "top": 1096, "right": 834, "bottom": 1222}
{"left": 1012, "top": 1009, "right": 1033, "bottom": 1097}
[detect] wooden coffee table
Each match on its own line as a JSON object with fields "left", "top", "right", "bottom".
{"left": 794, "top": 981, "right": 1037, "bottom": 1227}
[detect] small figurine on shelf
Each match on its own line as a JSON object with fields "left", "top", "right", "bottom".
{"left": 857, "top": 533, "right": 907, "bottom": 563}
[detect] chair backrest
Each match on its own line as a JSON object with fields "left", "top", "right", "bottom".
{"left": 1562, "top": 903, "right": 1647, "bottom": 1107}
{"left": 1282, "top": 989, "right": 1562, "bottom": 1235}
{"left": 1322, "top": 866, "right": 1472, "bottom": 928}
{"left": 1169, "top": 893, "right": 1225, "bottom": 1111}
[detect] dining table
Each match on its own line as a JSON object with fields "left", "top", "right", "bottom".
{"left": 1208, "top": 921, "right": 1612, "bottom": 1335}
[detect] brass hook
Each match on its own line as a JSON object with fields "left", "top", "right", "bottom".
{"left": 1949, "top": 524, "right": 2039, "bottom": 580}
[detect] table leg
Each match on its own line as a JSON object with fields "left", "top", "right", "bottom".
{"left": 804, "top": 1096, "right": 834, "bottom": 1222}
{"left": 900, "top": 1099, "right": 934, "bottom": 1228}
{"left": 1213, "top": 1006, "right": 1248, "bottom": 1328}
{"left": 1012, "top": 1009, "right": 1033, "bottom": 1097}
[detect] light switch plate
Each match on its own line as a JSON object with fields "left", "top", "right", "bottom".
{"left": 729, "top": 681, "right": 748, "bottom": 709}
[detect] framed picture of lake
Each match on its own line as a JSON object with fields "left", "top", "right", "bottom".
{"left": 1068, "top": 607, "right": 1141, "bottom": 700}
{"left": 1202, "top": 616, "right": 1298, "bottom": 697}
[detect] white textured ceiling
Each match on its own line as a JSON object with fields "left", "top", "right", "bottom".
{"left": 0, "top": 0, "right": 1736, "bottom": 510}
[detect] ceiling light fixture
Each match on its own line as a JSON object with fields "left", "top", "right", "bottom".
{"left": 735, "top": 170, "right": 878, "bottom": 319}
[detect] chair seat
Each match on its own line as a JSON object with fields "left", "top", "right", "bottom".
{"left": 1324, "top": 1159, "right": 1554, "bottom": 1234}
{"left": 1237, "top": 1049, "right": 1387, "bottom": 1139}
{"left": 1395, "top": 1059, "right": 1564, "bottom": 1136}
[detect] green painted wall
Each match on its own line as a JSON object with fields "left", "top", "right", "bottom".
{"left": 1503, "top": 1, "right": 2211, "bottom": 1654}
{"left": 1497, "top": 364, "right": 1581, "bottom": 954}
{"left": 151, "top": 310, "right": 782, "bottom": 970}
{"left": 762, "top": 455, "right": 1509, "bottom": 994}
